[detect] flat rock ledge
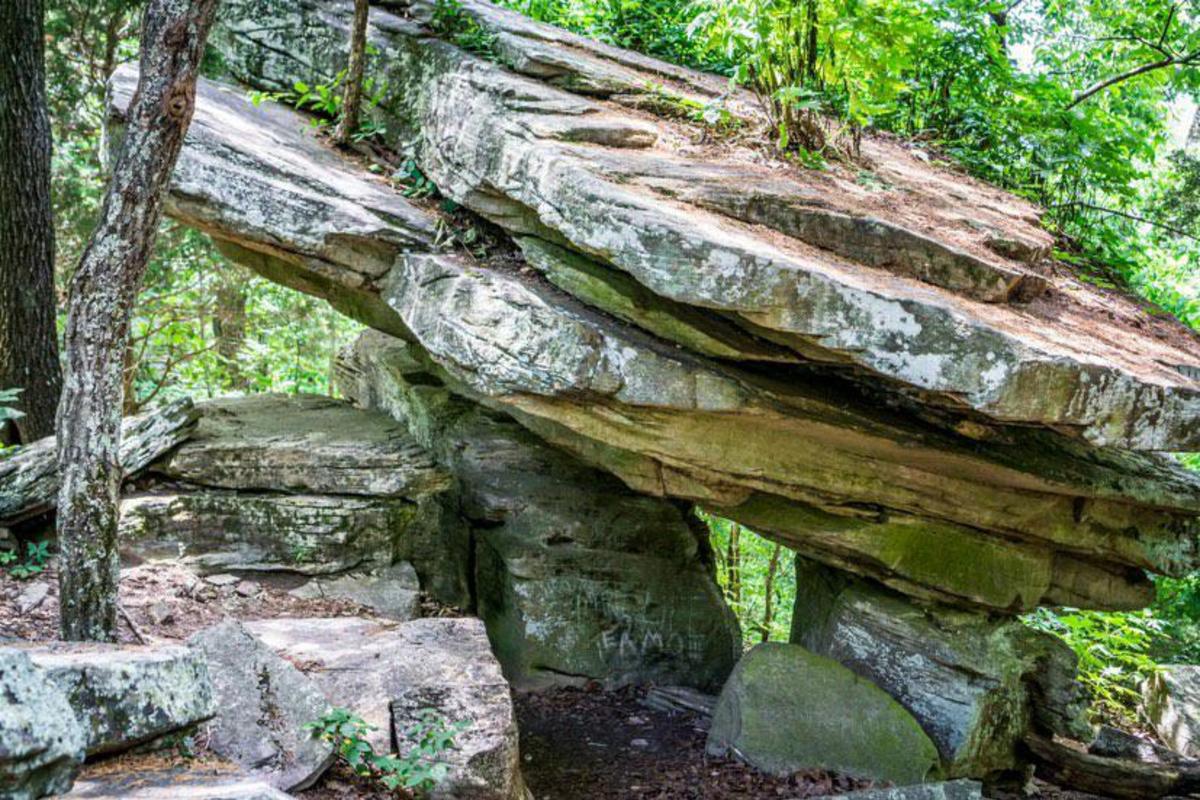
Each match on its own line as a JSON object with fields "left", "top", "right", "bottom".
{"left": 65, "top": 759, "right": 294, "bottom": 800}
{"left": 23, "top": 643, "right": 215, "bottom": 757}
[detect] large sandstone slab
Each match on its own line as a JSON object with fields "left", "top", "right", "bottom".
{"left": 0, "top": 650, "right": 86, "bottom": 800}
{"left": 189, "top": 621, "right": 334, "bottom": 791}
{"left": 214, "top": 0, "right": 1200, "bottom": 451}
{"left": 707, "top": 642, "right": 941, "bottom": 784}
{"left": 152, "top": 395, "right": 450, "bottom": 497}
{"left": 337, "top": 334, "right": 741, "bottom": 691}
{"left": 25, "top": 643, "right": 215, "bottom": 757}
{"left": 245, "top": 617, "right": 528, "bottom": 800}
{"left": 108, "top": 64, "right": 1200, "bottom": 614}
{"left": 119, "top": 490, "right": 419, "bottom": 576}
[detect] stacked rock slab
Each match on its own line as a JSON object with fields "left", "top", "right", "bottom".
{"left": 118, "top": 394, "right": 470, "bottom": 606}
{"left": 101, "top": 0, "right": 1200, "bottom": 781}
{"left": 336, "top": 331, "right": 742, "bottom": 691}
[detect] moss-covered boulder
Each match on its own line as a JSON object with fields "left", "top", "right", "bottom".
{"left": 707, "top": 643, "right": 940, "bottom": 784}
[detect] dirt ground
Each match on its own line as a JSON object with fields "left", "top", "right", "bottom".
{"left": 0, "top": 561, "right": 1135, "bottom": 800}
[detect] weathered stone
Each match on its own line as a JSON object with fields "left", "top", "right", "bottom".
{"left": 288, "top": 561, "right": 421, "bottom": 621}
{"left": 188, "top": 621, "right": 334, "bottom": 791}
{"left": 153, "top": 394, "right": 450, "bottom": 497}
{"left": 24, "top": 643, "right": 214, "bottom": 757}
{"left": 119, "top": 490, "right": 417, "bottom": 576}
{"left": 15, "top": 582, "right": 49, "bottom": 614}
{"left": 245, "top": 616, "right": 528, "bottom": 799}
{"left": 0, "top": 650, "right": 86, "bottom": 800}
{"left": 0, "top": 398, "right": 197, "bottom": 526}
{"left": 213, "top": 0, "right": 1200, "bottom": 451}
{"left": 789, "top": 558, "right": 1091, "bottom": 779}
{"left": 1144, "top": 665, "right": 1200, "bottom": 758}
{"left": 821, "top": 781, "right": 982, "bottom": 800}
{"left": 707, "top": 642, "right": 940, "bottom": 784}
{"left": 65, "top": 759, "right": 295, "bottom": 799}
{"left": 337, "top": 333, "right": 741, "bottom": 691}
{"left": 112, "top": 64, "right": 1200, "bottom": 616}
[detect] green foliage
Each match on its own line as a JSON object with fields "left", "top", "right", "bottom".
{"left": 3, "top": 541, "right": 52, "bottom": 581}
{"left": 1026, "top": 607, "right": 1164, "bottom": 724}
{"left": 0, "top": 389, "right": 25, "bottom": 433}
{"left": 700, "top": 511, "right": 795, "bottom": 646}
{"left": 433, "top": 0, "right": 501, "bottom": 56}
{"left": 250, "top": 66, "right": 389, "bottom": 143}
{"left": 306, "top": 707, "right": 468, "bottom": 794}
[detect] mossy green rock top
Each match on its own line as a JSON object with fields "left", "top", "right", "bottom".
{"left": 707, "top": 643, "right": 940, "bottom": 784}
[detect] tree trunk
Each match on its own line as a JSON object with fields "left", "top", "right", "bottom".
{"left": 0, "top": 0, "right": 63, "bottom": 444}
{"left": 213, "top": 266, "right": 249, "bottom": 391}
{"left": 334, "top": 0, "right": 370, "bottom": 146}
{"left": 56, "top": 0, "right": 220, "bottom": 642}
{"left": 726, "top": 522, "right": 742, "bottom": 607}
{"left": 761, "top": 543, "right": 782, "bottom": 642}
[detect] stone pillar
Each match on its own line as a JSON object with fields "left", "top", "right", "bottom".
{"left": 337, "top": 330, "right": 742, "bottom": 691}
{"left": 789, "top": 556, "right": 1092, "bottom": 780}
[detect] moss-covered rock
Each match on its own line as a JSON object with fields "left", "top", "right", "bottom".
{"left": 707, "top": 643, "right": 941, "bottom": 784}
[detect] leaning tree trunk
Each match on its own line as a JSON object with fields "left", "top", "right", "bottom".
{"left": 334, "top": 0, "right": 370, "bottom": 146}
{"left": 0, "top": 0, "right": 62, "bottom": 443}
{"left": 57, "top": 0, "right": 220, "bottom": 642}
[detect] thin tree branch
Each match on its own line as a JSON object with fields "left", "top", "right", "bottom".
{"left": 1067, "top": 49, "right": 1200, "bottom": 109}
{"left": 1059, "top": 201, "right": 1200, "bottom": 242}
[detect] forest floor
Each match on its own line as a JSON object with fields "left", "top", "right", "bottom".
{"left": 0, "top": 562, "right": 1123, "bottom": 800}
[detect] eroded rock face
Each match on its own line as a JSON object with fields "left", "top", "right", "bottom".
{"left": 106, "top": 63, "right": 1200, "bottom": 617}
{"left": 245, "top": 616, "right": 528, "bottom": 800}
{"left": 707, "top": 643, "right": 941, "bottom": 785}
{"left": 789, "top": 558, "right": 1091, "bottom": 779}
{"left": 0, "top": 650, "right": 86, "bottom": 800}
{"left": 1143, "top": 665, "right": 1200, "bottom": 758}
{"left": 25, "top": 643, "right": 215, "bottom": 757}
{"left": 289, "top": 562, "right": 421, "bottom": 620}
{"left": 337, "top": 332, "right": 741, "bottom": 691}
{"left": 188, "top": 621, "right": 335, "bottom": 791}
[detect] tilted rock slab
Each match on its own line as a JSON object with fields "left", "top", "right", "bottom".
{"left": 23, "top": 643, "right": 215, "bottom": 757}
{"left": 189, "top": 621, "right": 334, "bottom": 791}
{"left": 213, "top": 0, "right": 1200, "bottom": 451}
{"left": 289, "top": 561, "right": 421, "bottom": 621}
{"left": 337, "top": 332, "right": 741, "bottom": 691}
{"left": 0, "top": 650, "right": 86, "bottom": 800}
{"left": 707, "top": 642, "right": 941, "bottom": 784}
{"left": 107, "top": 64, "right": 1200, "bottom": 614}
{"left": 789, "top": 558, "right": 1091, "bottom": 779}
{"left": 246, "top": 616, "right": 529, "bottom": 800}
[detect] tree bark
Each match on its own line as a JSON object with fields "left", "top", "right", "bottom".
{"left": 56, "top": 0, "right": 220, "bottom": 642}
{"left": 213, "top": 266, "right": 249, "bottom": 391}
{"left": 726, "top": 522, "right": 742, "bottom": 606}
{"left": 334, "top": 0, "right": 370, "bottom": 146}
{"left": 761, "top": 542, "right": 782, "bottom": 642}
{"left": 0, "top": 0, "right": 63, "bottom": 443}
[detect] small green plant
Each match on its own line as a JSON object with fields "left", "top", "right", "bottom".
{"left": 7, "top": 541, "right": 51, "bottom": 580}
{"left": 394, "top": 159, "right": 441, "bottom": 200}
{"left": 432, "top": 0, "right": 500, "bottom": 57}
{"left": 290, "top": 543, "right": 316, "bottom": 564}
{"left": 306, "top": 707, "right": 468, "bottom": 794}
{"left": 249, "top": 53, "right": 388, "bottom": 143}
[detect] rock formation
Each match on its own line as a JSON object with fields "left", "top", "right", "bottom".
{"left": 88, "top": 0, "right": 1200, "bottom": 784}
